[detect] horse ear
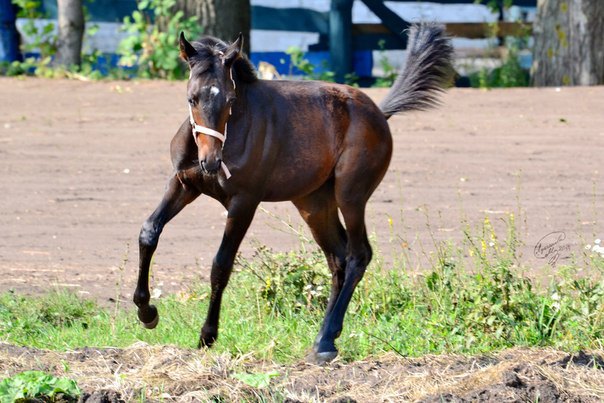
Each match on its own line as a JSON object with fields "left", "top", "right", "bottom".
{"left": 179, "top": 32, "right": 197, "bottom": 63}
{"left": 223, "top": 33, "right": 244, "bottom": 67}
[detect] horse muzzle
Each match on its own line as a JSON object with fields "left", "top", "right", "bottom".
{"left": 200, "top": 157, "right": 222, "bottom": 175}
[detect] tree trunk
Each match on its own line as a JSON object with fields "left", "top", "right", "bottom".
{"left": 55, "top": 0, "right": 84, "bottom": 67}
{"left": 532, "top": 0, "right": 604, "bottom": 86}
{"left": 171, "top": 0, "right": 251, "bottom": 55}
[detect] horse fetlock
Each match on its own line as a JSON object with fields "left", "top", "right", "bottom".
{"left": 132, "top": 290, "right": 150, "bottom": 307}
{"left": 137, "top": 305, "right": 159, "bottom": 329}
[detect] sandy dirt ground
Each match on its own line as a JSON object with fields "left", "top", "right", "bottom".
{"left": 1, "top": 78, "right": 603, "bottom": 303}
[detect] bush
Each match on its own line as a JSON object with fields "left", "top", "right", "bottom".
{"left": 117, "top": 0, "right": 202, "bottom": 79}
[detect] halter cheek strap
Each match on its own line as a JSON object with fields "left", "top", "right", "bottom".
{"left": 188, "top": 104, "right": 232, "bottom": 179}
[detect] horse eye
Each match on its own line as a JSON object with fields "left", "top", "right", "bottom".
{"left": 227, "top": 97, "right": 236, "bottom": 105}
{"left": 188, "top": 98, "right": 195, "bottom": 106}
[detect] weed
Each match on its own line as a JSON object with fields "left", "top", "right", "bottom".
{"left": 0, "top": 370, "right": 80, "bottom": 402}
{"left": 469, "top": 46, "right": 529, "bottom": 88}
{"left": 239, "top": 245, "right": 329, "bottom": 315}
{"left": 231, "top": 370, "right": 280, "bottom": 389}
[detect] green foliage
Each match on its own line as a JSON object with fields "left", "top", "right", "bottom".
{"left": 0, "top": 371, "right": 80, "bottom": 402}
{"left": 8, "top": 0, "right": 56, "bottom": 75}
{"left": 12, "top": 0, "right": 56, "bottom": 58}
{"left": 467, "top": 1, "right": 532, "bottom": 89}
{"left": 476, "top": 0, "right": 514, "bottom": 13}
{"left": 4, "top": 0, "right": 203, "bottom": 79}
{"left": 232, "top": 370, "right": 280, "bottom": 389}
{"left": 4, "top": 0, "right": 107, "bottom": 78}
{"left": 0, "top": 216, "right": 602, "bottom": 363}
{"left": 373, "top": 39, "right": 398, "bottom": 88}
{"left": 239, "top": 245, "right": 330, "bottom": 315}
{"left": 285, "top": 46, "right": 335, "bottom": 82}
{"left": 284, "top": 47, "right": 361, "bottom": 85}
{"left": 470, "top": 47, "right": 529, "bottom": 88}
{"left": 117, "top": 0, "right": 202, "bottom": 79}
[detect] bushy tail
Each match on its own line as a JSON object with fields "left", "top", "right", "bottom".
{"left": 380, "top": 23, "right": 454, "bottom": 119}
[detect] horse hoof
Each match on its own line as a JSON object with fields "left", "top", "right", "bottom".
{"left": 138, "top": 305, "right": 159, "bottom": 329}
{"left": 143, "top": 314, "right": 159, "bottom": 329}
{"left": 307, "top": 350, "right": 338, "bottom": 365}
{"left": 198, "top": 334, "right": 216, "bottom": 349}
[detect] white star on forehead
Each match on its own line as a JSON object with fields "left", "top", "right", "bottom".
{"left": 210, "top": 86, "right": 220, "bottom": 96}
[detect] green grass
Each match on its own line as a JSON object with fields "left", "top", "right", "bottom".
{"left": 0, "top": 237, "right": 604, "bottom": 362}
{"left": 1, "top": 217, "right": 603, "bottom": 363}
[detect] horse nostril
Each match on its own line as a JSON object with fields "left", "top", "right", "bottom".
{"left": 201, "top": 159, "right": 220, "bottom": 174}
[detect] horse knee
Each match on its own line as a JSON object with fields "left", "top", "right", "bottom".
{"left": 139, "top": 219, "right": 161, "bottom": 248}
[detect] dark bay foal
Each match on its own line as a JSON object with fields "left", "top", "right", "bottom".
{"left": 133, "top": 23, "right": 453, "bottom": 363}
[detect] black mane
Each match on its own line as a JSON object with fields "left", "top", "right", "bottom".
{"left": 189, "top": 36, "right": 258, "bottom": 84}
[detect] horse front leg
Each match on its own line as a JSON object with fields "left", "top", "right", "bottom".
{"left": 134, "top": 173, "right": 201, "bottom": 328}
{"left": 199, "top": 197, "right": 258, "bottom": 348}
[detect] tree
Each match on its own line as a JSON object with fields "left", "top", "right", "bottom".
{"left": 55, "top": 0, "right": 84, "bottom": 67}
{"left": 170, "top": 0, "right": 251, "bottom": 54}
{"left": 532, "top": 0, "right": 604, "bottom": 86}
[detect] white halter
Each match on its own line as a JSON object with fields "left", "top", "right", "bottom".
{"left": 187, "top": 67, "right": 236, "bottom": 179}
{"left": 188, "top": 104, "right": 227, "bottom": 143}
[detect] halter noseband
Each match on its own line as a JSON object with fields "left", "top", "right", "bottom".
{"left": 188, "top": 67, "right": 236, "bottom": 179}
{"left": 188, "top": 104, "right": 227, "bottom": 144}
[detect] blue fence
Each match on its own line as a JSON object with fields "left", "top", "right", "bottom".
{"left": 0, "top": 0, "right": 21, "bottom": 62}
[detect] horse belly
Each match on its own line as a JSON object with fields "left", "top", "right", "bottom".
{"left": 262, "top": 137, "right": 336, "bottom": 201}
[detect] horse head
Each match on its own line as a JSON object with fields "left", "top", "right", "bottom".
{"left": 179, "top": 32, "right": 242, "bottom": 175}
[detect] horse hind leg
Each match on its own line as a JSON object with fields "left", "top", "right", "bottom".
{"left": 134, "top": 173, "right": 200, "bottom": 329}
{"left": 313, "top": 127, "right": 391, "bottom": 363}
{"left": 292, "top": 184, "right": 348, "bottom": 350}
{"left": 312, "top": 200, "right": 372, "bottom": 363}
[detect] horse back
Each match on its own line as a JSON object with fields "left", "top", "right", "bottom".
{"left": 239, "top": 80, "right": 392, "bottom": 200}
